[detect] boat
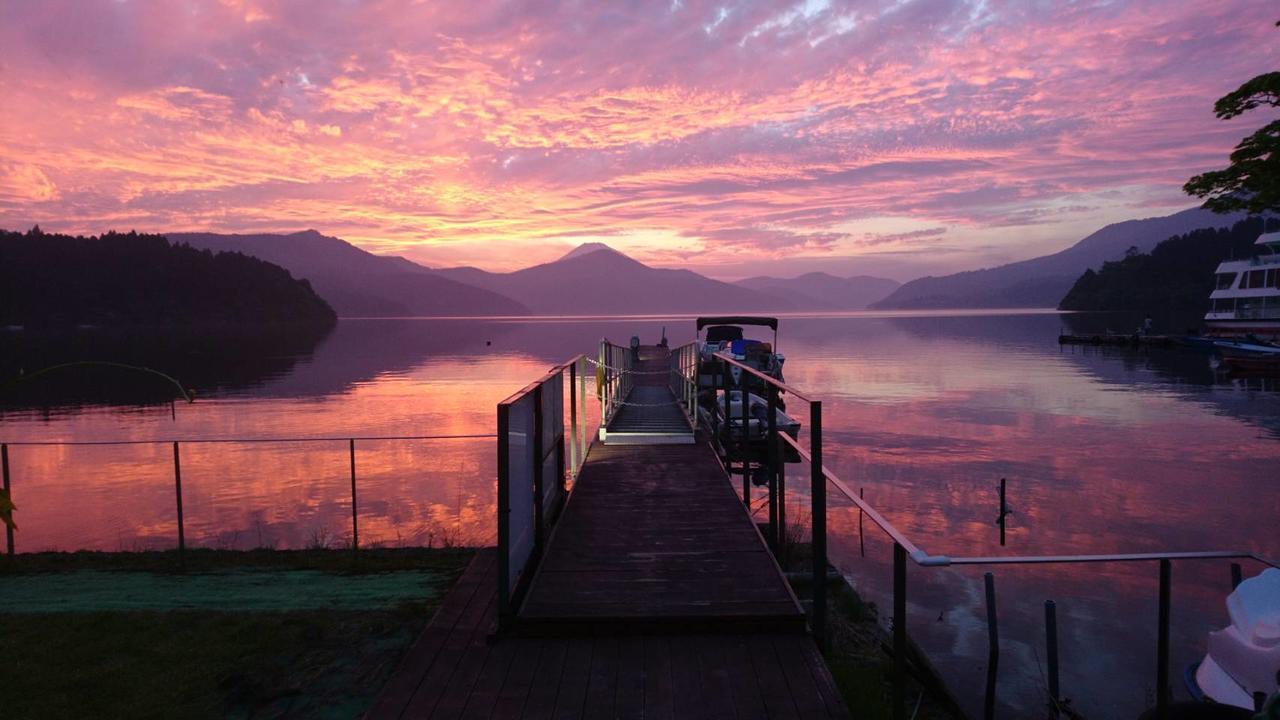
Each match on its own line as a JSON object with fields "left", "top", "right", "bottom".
{"left": 1212, "top": 337, "right": 1280, "bottom": 356}
{"left": 1205, "top": 231, "right": 1280, "bottom": 340}
{"left": 695, "top": 316, "right": 785, "bottom": 395}
{"left": 1220, "top": 354, "right": 1280, "bottom": 373}
{"left": 699, "top": 389, "right": 801, "bottom": 464}
{"left": 1185, "top": 568, "right": 1280, "bottom": 710}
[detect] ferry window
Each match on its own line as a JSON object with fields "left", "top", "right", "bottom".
{"left": 1269, "top": 269, "right": 1279, "bottom": 288}
{"left": 1214, "top": 298, "right": 1235, "bottom": 312}
{"left": 1216, "top": 272, "right": 1237, "bottom": 289}
{"left": 1246, "top": 270, "right": 1266, "bottom": 288}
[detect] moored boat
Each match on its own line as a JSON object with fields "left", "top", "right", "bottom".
{"left": 1186, "top": 568, "right": 1280, "bottom": 710}
{"left": 1205, "top": 231, "right": 1280, "bottom": 339}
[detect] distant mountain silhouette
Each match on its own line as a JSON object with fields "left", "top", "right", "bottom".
{"left": 734, "top": 272, "right": 900, "bottom": 310}
{"left": 431, "top": 243, "right": 790, "bottom": 314}
{"left": 872, "top": 207, "right": 1258, "bottom": 309}
{"left": 0, "top": 227, "right": 335, "bottom": 329}
{"left": 172, "top": 230, "right": 528, "bottom": 317}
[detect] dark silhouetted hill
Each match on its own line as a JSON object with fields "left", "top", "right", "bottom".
{"left": 431, "top": 243, "right": 790, "bottom": 314}
{"left": 734, "top": 272, "right": 900, "bottom": 310}
{"left": 172, "top": 230, "right": 528, "bottom": 317}
{"left": 872, "top": 207, "right": 1257, "bottom": 309}
{"left": 1059, "top": 216, "right": 1280, "bottom": 315}
{"left": 0, "top": 227, "right": 336, "bottom": 329}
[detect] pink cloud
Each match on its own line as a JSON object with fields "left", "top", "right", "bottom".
{"left": 1, "top": 0, "right": 1277, "bottom": 276}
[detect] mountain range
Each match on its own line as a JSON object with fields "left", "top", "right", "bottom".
{"left": 734, "top": 273, "right": 900, "bottom": 310}
{"left": 871, "top": 207, "right": 1257, "bottom": 309}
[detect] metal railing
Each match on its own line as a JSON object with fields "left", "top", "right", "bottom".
{"left": 668, "top": 341, "right": 699, "bottom": 428}
{"left": 0, "top": 433, "right": 497, "bottom": 559}
{"left": 597, "top": 341, "right": 634, "bottom": 428}
{"left": 711, "top": 351, "right": 1279, "bottom": 720}
{"left": 495, "top": 355, "right": 592, "bottom": 628}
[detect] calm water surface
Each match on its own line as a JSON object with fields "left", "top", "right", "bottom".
{"left": 3, "top": 312, "right": 1277, "bottom": 719}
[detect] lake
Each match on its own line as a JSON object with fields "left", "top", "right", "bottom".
{"left": 2, "top": 311, "right": 1277, "bottom": 719}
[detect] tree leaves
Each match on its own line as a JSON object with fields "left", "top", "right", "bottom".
{"left": 1184, "top": 69, "right": 1280, "bottom": 215}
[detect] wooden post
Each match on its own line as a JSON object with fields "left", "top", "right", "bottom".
{"left": 984, "top": 572, "right": 999, "bottom": 720}
{"left": 349, "top": 439, "right": 358, "bottom": 553}
{"left": 810, "top": 400, "right": 826, "bottom": 646}
{"left": 1045, "top": 600, "right": 1060, "bottom": 703}
{"left": 893, "top": 542, "right": 907, "bottom": 720}
{"left": 1157, "top": 559, "right": 1171, "bottom": 716}
{"left": 2, "top": 443, "right": 13, "bottom": 556}
{"left": 172, "top": 441, "right": 185, "bottom": 563}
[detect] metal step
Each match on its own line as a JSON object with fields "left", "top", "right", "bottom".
{"left": 603, "top": 386, "right": 693, "bottom": 445}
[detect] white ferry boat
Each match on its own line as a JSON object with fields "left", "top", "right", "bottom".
{"left": 1205, "top": 231, "right": 1280, "bottom": 338}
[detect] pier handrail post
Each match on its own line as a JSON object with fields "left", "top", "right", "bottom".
{"left": 1156, "top": 558, "right": 1171, "bottom": 717}
{"left": 810, "top": 399, "right": 826, "bottom": 647}
{"left": 1045, "top": 600, "right": 1060, "bottom": 704}
{"left": 578, "top": 357, "right": 587, "bottom": 463}
{"left": 533, "top": 384, "right": 546, "bottom": 554}
{"left": 893, "top": 541, "right": 907, "bottom": 720}
{"left": 569, "top": 360, "right": 578, "bottom": 479}
{"left": 983, "top": 572, "right": 999, "bottom": 720}
{"left": 767, "top": 383, "right": 779, "bottom": 548}
{"left": 721, "top": 358, "right": 732, "bottom": 481}
{"left": 349, "top": 439, "right": 358, "bottom": 553}
{"left": 2, "top": 443, "right": 13, "bottom": 556}
{"left": 172, "top": 441, "right": 185, "bottom": 566}
{"left": 741, "top": 373, "right": 750, "bottom": 504}
{"left": 497, "top": 402, "right": 511, "bottom": 629}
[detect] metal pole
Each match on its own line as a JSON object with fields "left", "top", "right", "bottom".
{"left": 532, "top": 384, "right": 545, "bottom": 554}
{"left": 810, "top": 400, "right": 826, "bottom": 646}
{"left": 1231, "top": 562, "right": 1243, "bottom": 589}
{"left": 1045, "top": 600, "right": 1060, "bottom": 703}
{"left": 859, "top": 486, "right": 865, "bottom": 558}
{"left": 998, "top": 477, "right": 1007, "bottom": 547}
{"left": 578, "top": 357, "right": 587, "bottom": 461}
{"left": 767, "top": 383, "right": 779, "bottom": 548}
{"left": 722, "top": 359, "right": 732, "bottom": 479}
{"left": 893, "top": 541, "right": 907, "bottom": 720}
{"left": 1157, "top": 558, "right": 1171, "bottom": 716}
{"left": 2, "top": 443, "right": 13, "bottom": 556}
{"left": 569, "top": 361, "right": 579, "bottom": 479}
{"left": 777, "top": 437, "right": 786, "bottom": 545}
{"left": 349, "top": 439, "right": 358, "bottom": 552}
{"left": 984, "top": 572, "right": 999, "bottom": 720}
{"left": 497, "top": 403, "right": 511, "bottom": 627}
{"left": 741, "top": 374, "right": 750, "bottom": 504}
{"left": 172, "top": 441, "right": 185, "bottom": 562}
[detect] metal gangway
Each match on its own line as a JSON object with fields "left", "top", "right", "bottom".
{"left": 595, "top": 339, "right": 697, "bottom": 445}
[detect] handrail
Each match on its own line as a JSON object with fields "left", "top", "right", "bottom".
{"left": 779, "top": 433, "right": 1279, "bottom": 570}
{"left": 0, "top": 434, "right": 497, "bottom": 447}
{"left": 713, "top": 351, "right": 814, "bottom": 401}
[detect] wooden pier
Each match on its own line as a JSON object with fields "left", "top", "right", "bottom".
{"left": 367, "top": 344, "right": 849, "bottom": 719}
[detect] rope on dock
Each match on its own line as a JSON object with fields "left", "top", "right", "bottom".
{"left": 581, "top": 357, "right": 675, "bottom": 375}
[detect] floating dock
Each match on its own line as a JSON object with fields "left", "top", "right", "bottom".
{"left": 367, "top": 344, "right": 848, "bottom": 719}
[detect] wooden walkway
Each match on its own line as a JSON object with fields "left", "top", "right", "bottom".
{"left": 366, "top": 550, "right": 850, "bottom": 719}
{"left": 368, "top": 345, "right": 850, "bottom": 719}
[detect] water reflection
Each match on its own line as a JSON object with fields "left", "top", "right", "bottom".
{"left": 2, "top": 313, "right": 1277, "bottom": 719}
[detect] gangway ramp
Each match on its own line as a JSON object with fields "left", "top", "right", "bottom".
{"left": 599, "top": 344, "right": 695, "bottom": 445}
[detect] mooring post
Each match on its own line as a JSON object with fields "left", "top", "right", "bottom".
{"left": 893, "top": 541, "right": 907, "bottom": 720}
{"left": 1045, "top": 600, "right": 1060, "bottom": 704}
{"left": 172, "top": 441, "right": 185, "bottom": 563}
{"left": 349, "top": 439, "right": 359, "bottom": 553}
{"left": 766, "top": 383, "right": 779, "bottom": 548}
{"left": 1157, "top": 558, "right": 1171, "bottom": 716}
{"left": 984, "top": 572, "right": 999, "bottom": 720}
{"left": 810, "top": 400, "right": 826, "bottom": 647}
{"left": 1231, "top": 562, "right": 1242, "bottom": 589}
{"left": 2, "top": 443, "right": 13, "bottom": 556}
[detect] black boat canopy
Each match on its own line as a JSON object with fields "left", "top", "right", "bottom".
{"left": 696, "top": 316, "right": 778, "bottom": 331}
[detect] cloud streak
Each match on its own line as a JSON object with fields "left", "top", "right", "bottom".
{"left": 1, "top": 0, "right": 1277, "bottom": 277}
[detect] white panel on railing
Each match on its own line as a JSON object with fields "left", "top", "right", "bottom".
{"left": 540, "top": 375, "right": 564, "bottom": 511}
{"left": 506, "top": 392, "right": 535, "bottom": 594}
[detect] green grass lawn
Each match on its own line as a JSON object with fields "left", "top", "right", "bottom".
{"left": 0, "top": 548, "right": 472, "bottom": 720}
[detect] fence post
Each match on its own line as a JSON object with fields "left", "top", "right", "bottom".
{"left": 1157, "top": 558, "right": 1171, "bottom": 716}
{"left": 2, "top": 443, "right": 13, "bottom": 556}
{"left": 578, "top": 357, "right": 587, "bottom": 461}
{"left": 497, "top": 403, "right": 511, "bottom": 628}
{"left": 741, "top": 375, "right": 750, "bottom": 504}
{"left": 893, "top": 541, "right": 907, "bottom": 720}
{"left": 533, "top": 384, "right": 545, "bottom": 554}
{"left": 1045, "top": 600, "right": 1060, "bottom": 704}
{"left": 172, "top": 441, "right": 185, "bottom": 563}
{"left": 810, "top": 400, "right": 826, "bottom": 647}
{"left": 984, "top": 572, "right": 999, "bottom": 720}
{"left": 721, "top": 359, "right": 732, "bottom": 480}
{"left": 349, "top": 439, "right": 358, "bottom": 553}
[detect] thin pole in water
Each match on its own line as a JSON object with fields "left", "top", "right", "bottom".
{"left": 984, "top": 572, "right": 999, "bottom": 720}
{"left": 998, "top": 477, "right": 1007, "bottom": 547}
{"left": 858, "top": 486, "right": 865, "bottom": 558}
{"left": 349, "top": 439, "right": 359, "bottom": 553}
{"left": 172, "top": 441, "right": 185, "bottom": 564}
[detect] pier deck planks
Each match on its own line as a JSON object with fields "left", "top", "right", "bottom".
{"left": 366, "top": 549, "right": 849, "bottom": 719}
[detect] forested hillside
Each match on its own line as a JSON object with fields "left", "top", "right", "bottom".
{"left": 1058, "top": 217, "right": 1280, "bottom": 315}
{"left": 0, "top": 227, "right": 336, "bottom": 328}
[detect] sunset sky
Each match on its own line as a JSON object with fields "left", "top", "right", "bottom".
{"left": 1, "top": 0, "right": 1277, "bottom": 280}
